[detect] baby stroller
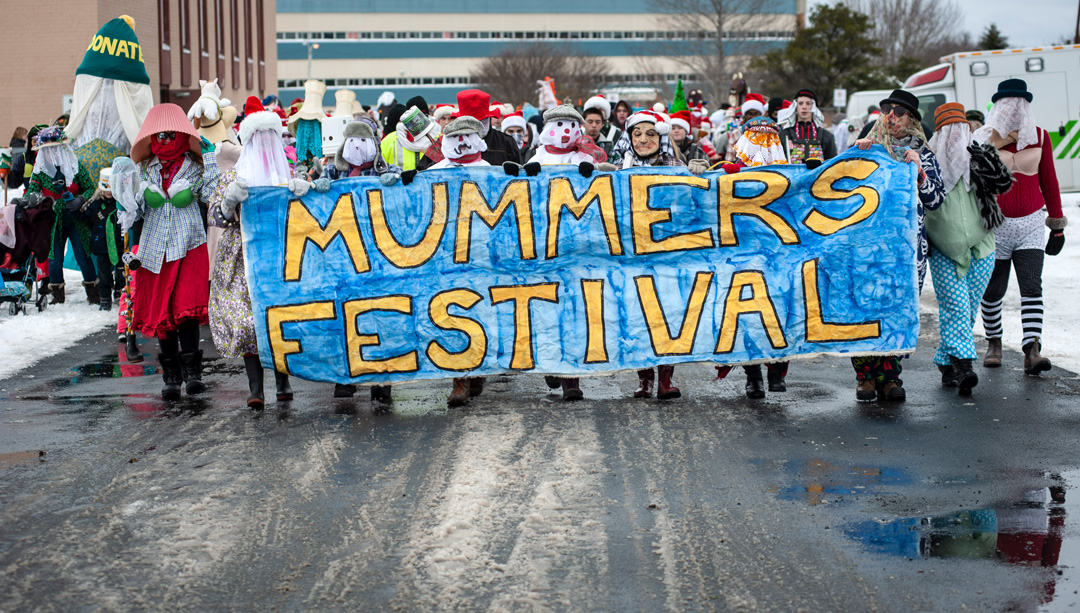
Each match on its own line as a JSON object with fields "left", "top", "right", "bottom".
{"left": 0, "top": 254, "right": 47, "bottom": 315}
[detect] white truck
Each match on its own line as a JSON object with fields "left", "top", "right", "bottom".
{"left": 847, "top": 44, "right": 1080, "bottom": 189}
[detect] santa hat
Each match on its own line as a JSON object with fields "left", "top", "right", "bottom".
{"left": 742, "top": 93, "right": 766, "bottom": 116}
{"left": 626, "top": 110, "right": 670, "bottom": 135}
{"left": 652, "top": 102, "right": 666, "bottom": 113}
{"left": 432, "top": 104, "right": 456, "bottom": 121}
{"left": 583, "top": 95, "right": 611, "bottom": 120}
{"left": 239, "top": 96, "right": 286, "bottom": 143}
{"left": 489, "top": 103, "right": 504, "bottom": 119}
{"left": 502, "top": 111, "right": 527, "bottom": 132}
{"left": 669, "top": 111, "right": 691, "bottom": 133}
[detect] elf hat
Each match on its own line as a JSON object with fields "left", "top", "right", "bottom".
{"left": 31, "top": 126, "right": 72, "bottom": 151}
{"left": 626, "top": 110, "right": 670, "bottom": 135}
{"left": 130, "top": 103, "right": 201, "bottom": 163}
{"left": 742, "top": 93, "right": 766, "bottom": 115}
{"left": 334, "top": 89, "right": 357, "bottom": 117}
{"left": 432, "top": 104, "right": 456, "bottom": 121}
{"left": 502, "top": 112, "right": 527, "bottom": 132}
{"left": 669, "top": 111, "right": 692, "bottom": 133}
{"left": 76, "top": 15, "right": 149, "bottom": 85}
{"left": 287, "top": 80, "right": 328, "bottom": 125}
{"left": 456, "top": 89, "right": 498, "bottom": 120}
{"left": 239, "top": 97, "right": 286, "bottom": 143}
{"left": 583, "top": 96, "right": 611, "bottom": 120}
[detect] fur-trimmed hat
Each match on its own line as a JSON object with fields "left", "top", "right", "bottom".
{"left": 583, "top": 95, "right": 611, "bottom": 120}
{"left": 333, "top": 120, "right": 378, "bottom": 171}
{"left": 239, "top": 97, "right": 286, "bottom": 143}
{"left": 432, "top": 104, "right": 456, "bottom": 121}
{"left": 502, "top": 112, "right": 527, "bottom": 132}
{"left": 669, "top": 110, "right": 691, "bottom": 133}
{"left": 626, "top": 110, "right": 670, "bottom": 135}
{"left": 542, "top": 104, "right": 585, "bottom": 125}
{"left": 742, "top": 93, "right": 766, "bottom": 115}
{"left": 444, "top": 116, "right": 483, "bottom": 137}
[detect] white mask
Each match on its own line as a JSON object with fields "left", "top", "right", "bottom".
{"left": 341, "top": 136, "right": 378, "bottom": 167}
{"left": 539, "top": 119, "right": 583, "bottom": 148}
{"left": 441, "top": 132, "right": 486, "bottom": 162}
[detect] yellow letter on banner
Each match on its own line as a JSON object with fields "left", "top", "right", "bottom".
{"left": 715, "top": 271, "right": 787, "bottom": 353}
{"left": 368, "top": 184, "right": 448, "bottom": 268}
{"left": 634, "top": 272, "right": 713, "bottom": 356}
{"left": 801, "top": 259, "right": 881, "bottom": 342}
{"left": 581, "top": 279, "right": 609, "bottom": 363}
{"left": 717, "top": 171, "right": 799, "bottom": 247}
{"left": 546, "top": 175, "right": 622, "bottom": 258}
{"left": 629, "top": 174, "right": 713, "bottom": 255}
{"left": 489, "top": 283, "right": 559, "bottom": 369}
{"left": 343, "top": 296, "right": 419, "bottom": 376}
{"left": 804, "top": 159, "right": 881, "bottom": 235}
{"left": 266, "top": 302, "right": 337, "bottom": 374}
{"left": 427, "top": 289, "right": 488, "bottom": 371}
{"left": 283, "top": 195, "right": 371, "bottom": 281}
{"left": 455, "top": 180, "right": 535, "bottom": 263}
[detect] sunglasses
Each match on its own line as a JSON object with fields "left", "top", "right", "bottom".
{"left": 155, "top": 131, "right": 178, "bottom": 141}
{"left": 880, "top": 103, "right": 910, "bottom": 118}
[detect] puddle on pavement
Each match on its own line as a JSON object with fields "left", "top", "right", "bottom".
{"left": 0, "top": 450, "right": 45, "bottom": 467}
{"left": 760, "top": 458, "right": 916, "bottom": 506}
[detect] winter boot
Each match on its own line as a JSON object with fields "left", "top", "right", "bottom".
{"left": 334, "top": 384, "right": 356, "bottom": 398}
{"left": 744, "top": 365, "right": 765, "bottom": 399}
{"left": 125, "top": 334, "right": 143, "bottom": 363}
{"left": 371, "top": 385, "right": 392, "bottom": 404}
{"left": 83, "top": 280, "right": 100, "bottom": 305}
{"left": 99, "top": 294, "right": 112, "bottom": 311}
{"left": 766, "top": 362, "right": 788, "bottom": 392}
{"left": 1023, "top": 340, "right": 1051, "bottom": 375}
{"left": 855, "top": 379, "right": 876, "bottom": 402}
{"left": 938, "top": 364, "right": 958, "bottom": 387}
{"left": 634, "top": 369, "right": 655, "bottom": 398}
{"left": 950, "top": 357, "right": 978, "bottom": 396}
{"left": 159, "top": 353, "right": 183, "bottom": 400}
{"left": 275, "top": 371, "right": 294, "bottom": 401}
{"left": 178, "top": 349, "right": 207, "bottom": 395}
{"left": 544, "top": 375, "right": 562, "bottom": 389}
{"left": 983, "top": 338, "right": 1002, "bottom": 368}
{"left": 880, "top": 381, "right": 906, "bottom": 402}
{"left": 657, "top": 365, "right": 681, "bottom": 400}
{"left": 561, "top": 378, "right": 583, "bottom": 401}
{"left": 469, "top": 377, "right": 484, "bottom": 397}
{"left": 49, "top": 283, "right": 65, "bottom": 304}
{"left": 244, "top": 355, "right": 265, "bottom": 409}
{"left": 448, "top": 378, "right": 471, "bottom": 407}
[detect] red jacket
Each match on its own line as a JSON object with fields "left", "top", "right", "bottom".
{"left": 996, "top": 128, "right": 1063, "bottom": 219}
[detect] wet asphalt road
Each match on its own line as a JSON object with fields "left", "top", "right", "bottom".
{"left": 2, "top": 316, "right": 1080, "bottom": 611}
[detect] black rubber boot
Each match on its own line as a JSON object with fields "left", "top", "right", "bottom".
{"left": 561, "top": 378, "right": 583, "bottom": 401}
{"left": 371, "top": 385, "right": 392, "bottom": 403}
{"left": 244, "top": 355, "right": 264, "bottom": 409}
{"left": 544, "top": 375, "right": 562, "bottom": 389}
{"left": 275, "top": 371, "right": 293, "bottom": 401}
{"left": 334, "top": 384, "right": 356, "bottom": 398}
{"left": 950, "top": 356, "right": 978, "bottom": 396}
{"left": 125, "top": 334, "right": 143, "bottom": 363}
{"left": 743, "top": 365, "right": 765, "bottom": 399}
{"left": 938, "top": 364, "right": 957, "bottom": 387}
{"left": 179, "top": 350, "right": 207, "bottom": 395}
{"left": 159, "top": 353, "right": 183, "bottom": 400}
{"left": 766, "top": 362, "right": 788, "bottom": 392}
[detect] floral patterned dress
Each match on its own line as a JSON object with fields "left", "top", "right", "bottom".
{"left": 207, "top": 168, "right": 259, "bottom": 358}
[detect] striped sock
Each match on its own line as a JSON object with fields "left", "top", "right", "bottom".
{"left": 1021, "top": 297, "right": 1044, "bottom": 347}
{"left": 981, "top": 298, "right": 1003, "bottom": 338}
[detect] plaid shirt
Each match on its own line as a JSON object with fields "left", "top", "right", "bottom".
{"left": 137, "top": 151, "right": 220, "bottom": 273}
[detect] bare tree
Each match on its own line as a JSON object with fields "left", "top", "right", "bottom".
{"left": 469, "top": 43, "right": 611, "bottom": 107}
{"left": 644, "top": 0, "right": 773, "bottom": 103}
{"left": 842, "top": 0, "right": 969, "bottom": 67}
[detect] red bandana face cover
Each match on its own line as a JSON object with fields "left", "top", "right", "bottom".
{"left": 150, "top": 135, "right": 190, "bottom": 162}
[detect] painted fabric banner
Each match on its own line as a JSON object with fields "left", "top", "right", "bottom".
{"left": 241, "top": 145, "right": 919, "bottom": 384}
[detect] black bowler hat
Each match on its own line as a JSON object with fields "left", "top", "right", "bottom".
{"left": 992, "top": 78, "right": 1033, "bottom": 103}
{"left": 879, "top": 89, "right": 922, "bottom": 122}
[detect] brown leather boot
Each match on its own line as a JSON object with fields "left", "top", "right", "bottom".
{"left": 83, "top": 280, "right": 100, "bottom": 305}
{"left": 855, "top": 379, "right": 876, "bottom": 402}
{"left": 657, "top": 365, "right": 681, "bottom": 400}
{"left": 448, "top": 378, "right": 471, "bottom": 407}
{"left": 880, "top": 381, "right": 906, "bottom": 401}
{"left": 469, "top": 377, "right": 484, "bottom": 397}
{"left": 634, "top": 369, "right": 654, "bottom": 398}
{"left": 983, "top": 338, "right": 1002, "bottom": 368}
{"left": 1023, "top": 340, "right": 1051, "bottom": 375}
{"left": 561, "top": 378, "right": 583, "bottom": 401}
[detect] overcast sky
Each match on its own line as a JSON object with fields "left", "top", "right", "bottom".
{"left": 807, "top": 0, "right": 1078, "bottom": 48}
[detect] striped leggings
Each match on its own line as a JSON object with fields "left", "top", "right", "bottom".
{"left": 980, "top": 250, "right": 1044, "bottom": 347}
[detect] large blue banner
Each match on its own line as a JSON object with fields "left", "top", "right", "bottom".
{"left": 241, "top": 146, "right": 920, "bottom": 384}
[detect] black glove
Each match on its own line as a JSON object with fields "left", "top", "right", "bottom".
{"left": 523, "top": 161, "right": 542, "bottom": 177}
{"left": 805, "top": 158, "right": 823, "bottom": 170}
{"left": 1046, "top": 230, "right": 1065, "bottom": 256}
{"left": 502, "top": 161, "right": 522, "bottom": 176}
{"left": 400, "top": 169, "right": 417, "bottom": 186}
{"left": 578, "top": 162, "right": 595, "bottom": 178}
{"left": 64, "top": 195, "right": 86, "bottom": 214}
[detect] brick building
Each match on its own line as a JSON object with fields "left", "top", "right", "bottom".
{"left": 0, "top": 0, "right": 276, "bottom": 141}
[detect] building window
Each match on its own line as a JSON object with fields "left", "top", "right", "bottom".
{"left": 244, "top": 0, "right": 253, "bottom": 90}
{"left": 215, "top": 0, "right": 225, "bottom": 79}
{"left": 180, "top": 0, "right": 191, "bottom": 87}
{"left": 230, "top": 0, "right": 239, "bottom": 89}
{"left": 159, "top": 0, "right": 171, "bottom": 87}
{"left": 256, "top": 0, "right": 265, "bottom": 91}
{"left": 198, "top": 0, "right": 209, "bottom": 79}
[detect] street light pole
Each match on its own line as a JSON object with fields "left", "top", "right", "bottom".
{"left": 306, "top": 41, "right": 319, "bottom": 80}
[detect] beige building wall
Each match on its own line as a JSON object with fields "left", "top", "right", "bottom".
{"left": 277, "top": 56, "right": 704, "bottom": 81}
{"left": 277, "top": 12, "right": 797, "bottom": 32}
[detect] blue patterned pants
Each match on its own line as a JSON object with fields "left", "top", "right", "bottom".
{"left": 928, "top": 247, "right": 994, "bottom": 366}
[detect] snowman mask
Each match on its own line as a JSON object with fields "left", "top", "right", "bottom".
{"left": 540, "top": 118, "right": 584, "bottom": 149}
{"left": 441, "top": 132, "right": 487, "bottom": 161}
{"left": 341, "top": 136, "right": 379, "bottom": 167}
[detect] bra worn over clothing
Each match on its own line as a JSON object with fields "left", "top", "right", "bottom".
{"left": 994, "top": 131, "right": 1042, "bottom": 176}
{"left": 143, "top": 184, "right": 195, "bottom": 209}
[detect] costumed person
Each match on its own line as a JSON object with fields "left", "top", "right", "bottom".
{"left": 724, "top": 94, "right": 765, "bottom": 163}
{"left": 582, "top": 95, "right": 623, "bottom": 158}
{"left": 110, "top": 156, "right": 145, "bottom": 361}
{"left": 925, "top": 103, "right": 1013, "bottom": 396}
{"left": 831, "top": 112, "right": 851, "bottom": 152}
{"left": 537, "top": 77, "right": 559, "bottom": 111}
{"left": 967, "top": 109, "right": 985, "bottom": 132}
{"left": 456, "top": 89, "right": 521, "bottom": 166}
{"left": 24, "top": 126, "right": 99, "bottom": 305}
{"left": 714, "top": 116, "right": 793, "bottom": 397}
{"left": 974, "top": 79, "right": 1067, "bottom": 375}
{"left": 500, "top": 111, "right": 533, "bottom": 160}
{"left": 851, "top": 89, "right": 945, "bottom": 401}
{"left": 380, "top": 105, "right": 439, "bottom": 172}
{"left": 778, "top": 88, "right": 836, "bottom": 164}
{"left": 610, "top": 111, "right": 708, "bottom": 399}
{"left": 668, "top": 110, "right": 707, "bottom": 162}
{"left": 432, "top": 104, "right": 456, "bottom": 129}
{"left": 128, "top": 103, "right": 221, "bottom": 400}
{"left": 76, "top": 168, "right": 125, "bottom": 311}
{"left": 208, "top": 98, "right": 300, "bottom": 409}
{"left": 187, "top": 78, "right": 241, "bottom": 273}
{"left": 287, "top": 79, "right": 327, "bottom": 167}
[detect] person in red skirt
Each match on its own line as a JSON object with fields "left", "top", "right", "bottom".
{"left": 128, "top": 103, "right": 220, "bottom": 399}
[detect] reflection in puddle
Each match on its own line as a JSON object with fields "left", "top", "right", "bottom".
{"left": 0, "top": 450, "right": 45, "bottom": 467}
{"left": 765, "top": 458, "right": 915, "bottom": 506}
